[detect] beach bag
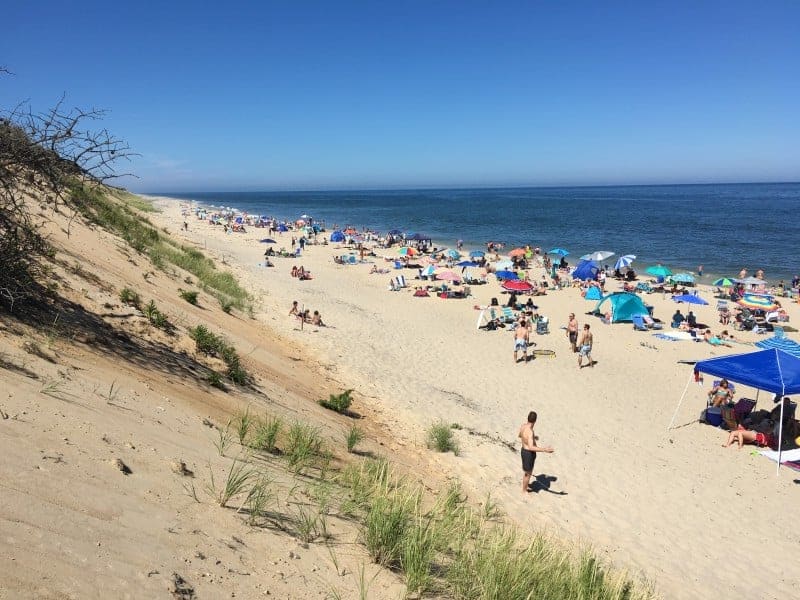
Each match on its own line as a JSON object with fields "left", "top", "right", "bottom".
{"left": 721, "top": 405, "right": 738, "bottom": 430}
{"left": 733, "top": 398, "right": 757, "bottom": 423}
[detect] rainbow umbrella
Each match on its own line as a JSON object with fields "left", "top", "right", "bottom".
{"left": 397, "top": 247, "right": 417, "bottom": 257}
{"left": 738, "top": 294, "right": 778, "bottom": 311}
{"left": 502, "top": 280, "right": 533, "bottom": 292}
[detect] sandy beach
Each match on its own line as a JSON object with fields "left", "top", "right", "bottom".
{"left": 152, "top": 197, "right": 799, "bottom": 599}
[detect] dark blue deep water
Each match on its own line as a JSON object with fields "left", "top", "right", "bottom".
{"left": 158, "top": 183, "right": 800, "bottom": 281}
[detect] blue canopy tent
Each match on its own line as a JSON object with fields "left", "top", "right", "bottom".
{"left": 593, "top": 292, "right": 649, "bottom": 323}
{"left": 407, "top": 232, "right": 431, "bottom": 242}
{"left": 669, "top": 348, "right": 800, "bottom": 473}
{"left": 572, "top": 260, "right": 599, "bottom": 281}
{"left": 329, "top": 230, "right": 345, "bottom": 243}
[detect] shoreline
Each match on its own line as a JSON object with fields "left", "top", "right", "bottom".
{"left": 142, "top": 193, "right": 798, "bottom": 284}
{"left": 147, "top": 193, "right": 798, "bottom": 599}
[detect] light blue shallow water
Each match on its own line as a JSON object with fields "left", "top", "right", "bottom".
{"left": 157, "top": 182, "right": 800, "bottom": 281}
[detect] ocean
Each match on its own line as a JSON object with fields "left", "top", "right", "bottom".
{"left": 158, "top": 182, "right": 800, "bottom": 282}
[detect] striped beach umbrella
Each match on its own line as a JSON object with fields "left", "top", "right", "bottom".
{"left": 738, "top": 294, "right": 778, "bottom": 311}
{"left": 713, "top": 277, "right": 736, "bottom": 287}
{"left": 755, "top": 336, "right": 800, "bottom": 358}
{"left": 614, "top": 254, "right": 636, "bottom": 270}
{"left": 671, "top": 273, "right": 696, "bottom": 284}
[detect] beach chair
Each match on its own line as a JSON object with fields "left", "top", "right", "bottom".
{"left": 642, "top": 315, "right": 663, "bottom": 330}
{"left": 716, "top": 299, "right": 729, "bottom": 311}
{"left": 394, "top": 260, "right": 404, "bottom": 269}
{"left": 501, "top": 306, "right": 517, "bottom": 322}
{"left": 631, "top": 314, "right": 649, "bottom": 331}
{"left": 396, "top": 275, "right": 407, "bottom": 288}
{"left": 535, "top": 316, "right": 549, "bottom": 334}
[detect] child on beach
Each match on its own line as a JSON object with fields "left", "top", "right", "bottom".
{"left": 518, "top": 411, "right": 554, "bottom": 495}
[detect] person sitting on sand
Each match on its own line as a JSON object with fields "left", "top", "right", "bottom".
{"left": 722, "top": 426, "right": 774, "bottom": 450}
{"left": 311, "top": 310, "right": 325, "bottom": 327}
{"left": 708, "top": 378, "right": 734, "bottom": 407}
{"left": 719, "top": 330, "right": 737, "bottom": 341}
{"left": 291, "top": 265, "right": 299, "bottom": 277}
{"left": 687, "top": 311, "right": 697, "bottom": 328}
{"left": 703, "top": 329, "right": 733, "bottom": 348}
{"left": 672, "top": 309, "right": 685, "bottom": 328}
{"left": 289, "top": 300, "right": 299, "bottom": 316}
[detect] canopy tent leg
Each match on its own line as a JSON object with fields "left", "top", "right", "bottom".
{"left": 476, "top": 309, "right": 486, "bottom": 330}
{"left": 776, "top": 399, "right": 786, "bottom": 476}
{"left": 669, "top": 372, "right": 696, "bottom": 430}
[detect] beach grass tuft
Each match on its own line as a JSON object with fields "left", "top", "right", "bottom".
{"left": 119, "top": 287, "right": 141, "bottom": 308}
{"left": 179, "top": 289, "right": 198, "bottom": 305}
{"left": 284, "top": 421, "right": 327, "bottom": 475}
{"left": 250, "top": 415, "right": 283, "bottom": 454}
{"left": 206, "top": 455, "right": 255, "bottom": 508}
{"left": 345, "top": 424, "right": 364, "bottom": 453}
{"left": 319, "top": 389, "right": 353, "bottom": 414}
{"left": 427, "top": 420, "right": 460, "bottom": 455}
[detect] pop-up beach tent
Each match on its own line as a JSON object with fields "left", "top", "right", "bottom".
{"left": 669, "top": 348, "right": 800, "bottom": 473}
{"left": 572, "top": 260, "right": 599, "bottom": 281}
{"left": 593, "top": 292, "right": 649, "bottom": 323}
{"left": 584, "top": 286, "right": 603, "bottom": 301}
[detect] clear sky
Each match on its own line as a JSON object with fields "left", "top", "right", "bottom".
{"left": 2, "top": 1, "right": 798, "bottom": 191}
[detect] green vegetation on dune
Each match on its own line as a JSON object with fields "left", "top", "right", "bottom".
{"left": 69, "top": 183, "right": 251, "bottom": 312}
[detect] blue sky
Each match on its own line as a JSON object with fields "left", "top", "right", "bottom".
{"left": 2, "top": 1, "right": 798, "bottom": 191}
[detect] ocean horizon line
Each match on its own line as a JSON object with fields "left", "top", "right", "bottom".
{"left": 144, "top": 179, "right": 800, "bottom": 196}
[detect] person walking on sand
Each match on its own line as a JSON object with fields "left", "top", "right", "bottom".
{"left": 567, "top": 312, "right": 579, "bottom": 353}
{"left": 578, "top": 324, "right": 593, "bottom": 368}
{"left": 697, "top": 264, "right": 703, "bottom": 278}
{"left": 518, "top": 411, "right": 554, "bottom": 495}
{"left": 513, "top": 318, "right": 530, "bottom": 364}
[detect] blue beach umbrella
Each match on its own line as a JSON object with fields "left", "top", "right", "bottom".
{"left": 614, "top": 254, "right": 636, "bottom": 270}
{"left": 646, "top": 265, "right": 672, "bottom": 278}
{"left": 671, "top": 273, "right": 696, "bottom": 284}
{"left": 495, "top": 270, "right": 519, "bottom": 280}
{"left": 420, "top": 265, "right": 436, "bottom": 277}
{"left": 456, "top": 260, "right": 479, "bottom": 267}
{"left": 259, "top": 238, "right": 277, "bottom": 244}
{"left": 671, "top": 294, "right": 708, "bottom": 305}
{"left": 548, "top": 248, "right": 569, "bottom": 256}
{"left": 441, "top": 249, "right": 461, "bottom": 259}
{"left": 469, "top": 250, "right": 485, "bottom": 258}
{"left": 277, "top": 223, "right": 288, "bottom": 232}
{"left": 755, "top": 336, "right": 800, "bottom": 358}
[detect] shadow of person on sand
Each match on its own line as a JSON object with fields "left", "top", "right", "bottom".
{"left": 528, "top": 474, "right": 567, "bottom": 495}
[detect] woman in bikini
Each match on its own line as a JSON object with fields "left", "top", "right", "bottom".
{"left": 708, "top": 379, "right": 734, "bottom": 407}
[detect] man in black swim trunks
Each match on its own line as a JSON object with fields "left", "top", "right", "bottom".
{"left": 518, "top": 411, "right": 554, "bottom": 495}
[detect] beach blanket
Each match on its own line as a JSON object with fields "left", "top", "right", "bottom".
{"left": 759, "top": 448, "right": 800, "bottom": 471}
{"left": 654, "top": 331, "right": 696, "bottom": 341}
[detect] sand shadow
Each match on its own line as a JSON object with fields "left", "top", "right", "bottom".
{"left": 528, "top": 474, "right": 567, "bottom": 496}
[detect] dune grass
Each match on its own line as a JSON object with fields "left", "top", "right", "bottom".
{"left": 69, "top": 183, "right": 251, "bottom": 311}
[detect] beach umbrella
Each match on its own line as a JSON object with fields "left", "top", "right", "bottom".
{"left": 548, "top": 248, "right": 569, "bottom": 256}
{"left": 493, "top": 259, "right": 513, "bottom": 270}
{"left": 614, "top": 254, "right": 636, "bottom": 270}
{"left": 441, "top": 248, "right": 461, "bottom": 259}
{"left": 738, "top": 294, "right": 778, "bottom": 311}
{"left": 645, "top": 265, "right": 672, "bottom": 278}
{"left": 502, "top": 280, "right": 533, "bottom": 292}
{"left": 737, "top": 276, "right": 767, "bottom": 287}
{"left": 436, "top": 270, "right": 461, "bottom": 282}
{"left": 420, "top": 265, "right": 436, "bottom": 277}
{"left": 671, "top": 294, "right": 708, "bottom": 305}
{"left": 494, "top": 270, "right": 519, "bottom": 280}
{"left": 259, "top": 238, "right": 277, "bottom": 244}
{"left": 580, "top": 250, "right": 615, "bottom": 262}
{"left": 277, "top": 223, "right": 288, "bottom": 232}
{"left": 456, "top": 260, "right": 479, "bottom": 267}
{"left": 397, "top": 247, "right": 417, "bottom": 257}
{"left": 300, "top": 214, "right": 312, "bottom": 220}
{"left": 671, "top": 273, "right": 696, "bottom": 284}
{"left": 713, "top": 277, "right": 736, "bottom": 287}
{"left": 755, "top": 336, "right": 800, "bottom": 358}
{"left": 469, "top": 250, "right": 485, "bottom": 258}
{"left": 509, "top": 247, "right": 527, "bottom": 257}
{"left": 388, "top": 229, "right": 403, "bottom": 236}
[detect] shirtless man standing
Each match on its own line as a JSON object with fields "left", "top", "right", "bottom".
{"left": 578, "top": 323, "right": 594, "bottom": 368}
{"left": 518, "top": 411, "right": 554, "bottom": 495}
{"left": 513, "top": 318, "right": 530, "bottom": 364}
{"left": 567, "top": 313, "right": 579, "bottom": 353}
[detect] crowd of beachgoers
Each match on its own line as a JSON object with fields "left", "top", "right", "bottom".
{"left": 164, "top": 197, "right": 800, "bottom": 600}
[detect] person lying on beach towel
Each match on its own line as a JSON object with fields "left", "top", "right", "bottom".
{"left": 722, "top": 426, "right": 775, "bottom": 450}
{"left": 703, "top": 329, "right": 733, "bottom": 348}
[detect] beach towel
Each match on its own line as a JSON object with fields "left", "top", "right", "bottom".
{"left": 759, "top": 448, "right": 800, "bottom": 471}
{"left": 654, "top": 331, "right": 696, "bottom": 341}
